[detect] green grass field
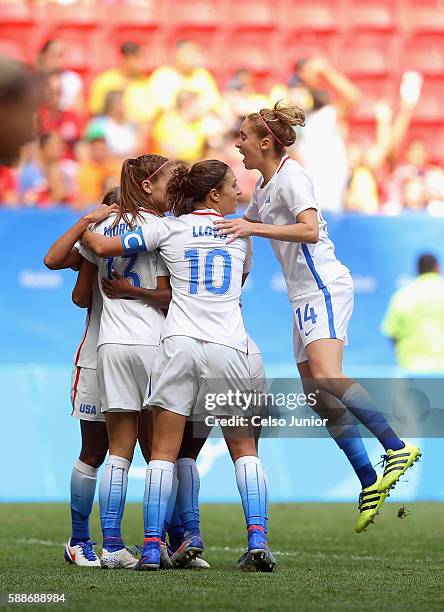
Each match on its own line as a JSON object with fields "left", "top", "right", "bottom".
{"left": 0, "top": 503, "right": 443, "bottom": 612}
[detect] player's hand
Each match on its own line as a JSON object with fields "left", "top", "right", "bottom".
{"left": 83, "top": 204, "right": 119, "bottom": 225}
{"left": 214, "top": 218, "right": 255, "bottom": 244}
{"left": 101, "top": 271, "right": 132, "bottom": 299}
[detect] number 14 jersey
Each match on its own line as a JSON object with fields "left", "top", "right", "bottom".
{"left": 121, "top": 209, "right": 252, "bottom": 353}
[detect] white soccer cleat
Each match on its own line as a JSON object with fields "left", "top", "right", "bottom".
{"left": 185, "top": 555, "right": 211, "bottom": 569}
{"left": 64, "top": 539, "right": 101, "bottom": 567}
{"left": 100, "top": 547, "right": 138, "bottom": 569}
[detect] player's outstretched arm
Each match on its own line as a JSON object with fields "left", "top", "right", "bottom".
{"left": 215, "top": 209, "right": 319, "bottom": 245}
{"left": 82, "top": 230, "right": 124, "bottom": 258}
{"left": 44, "top": 204, "right": 119, "bottom": 270}
{"left": 101, "top": 272, "right": 172, "bottom": 308}
{"left": 72, "top": 259, "right": 98, "bottom": 308}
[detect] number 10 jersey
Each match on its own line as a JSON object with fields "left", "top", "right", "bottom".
{"left": 121, "top": 209, "right": 252, "bottom": 353}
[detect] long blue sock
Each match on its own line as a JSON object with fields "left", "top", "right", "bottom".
{"left": 176, "top": 458, "right": 200, "bottom": 537}
{"left": 327, "top": 412, "right": 377, "bottom": 489}
{"left": 234, "top": 455, "right": 268, "bottom": 530}
{"left": 143, "top": 460, "right": 174, "bottom": 539}
{"left": 162, "top": 466, "right": 178, "bottom": 542}
{"left": 70, "top": 459, "right": 97, "bottom": 545}
{"left": 99, "top": 455, "right": 130, "bottom": 552}
{"left": 342, "top": 383, "right": 404, "bottom": 452}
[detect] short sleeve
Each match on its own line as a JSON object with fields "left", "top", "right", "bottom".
{"left": 243, "top": 236, "right": 253, "bottom": 273}
{"left": 277, "top": 168, "right": 317, "bottom": 219}
{"left": 244, "top": 180, "right": 262, "bottom": 221}
{"left": 121, "top": 218, "right": 169, "bottom": 255}
{"left": 156, "top": 253, "right": 169, "bottom": 277}
{"left": 77, "top": 242, "right": 98, "bottom": 266}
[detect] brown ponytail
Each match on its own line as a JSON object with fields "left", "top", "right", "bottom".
{"left": 113, "top": 154, "right": 170, "bottom": 229}
{"left": 167, "top": 159, "right": 229, "bottom": 217}
{"left": 248, "top": 100, "right": 305, "bottom": 154}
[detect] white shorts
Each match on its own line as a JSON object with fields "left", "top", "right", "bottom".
{"left": 71, "top": 364, "right": 104, "bottom": 423}
{"left": 145, "top": 336, "right": 251, "bottom": 417}
{"left": 97, "top": 344, "right": 159, "bottom": 412}
{"left": 291, "top": 273, "right": 354, "bottom": 364}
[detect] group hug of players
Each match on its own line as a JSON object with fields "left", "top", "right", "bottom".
{"left": 45, "top": 101, "right": 421, "bottom": 572}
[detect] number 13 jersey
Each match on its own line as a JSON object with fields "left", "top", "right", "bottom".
{"left": 80, "top": 212, "right": 168, "bottom": 348}
{"left": 120, "top": 209, "right": 251, "bottom": 353}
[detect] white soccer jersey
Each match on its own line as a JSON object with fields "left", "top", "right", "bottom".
{"left": 245, "top": 155, "right": 349, "bottom": 300}
{"left": 121, "top": 209, "right": 251, "bottom": 352}
{"left": 72, "top": 243, "right": 102, "bottom": 369}
{"left": 80, "top": 212, "right": 168, "bottom": 348}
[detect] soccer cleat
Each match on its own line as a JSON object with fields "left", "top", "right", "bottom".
{"left": 133, "top": 538, "right": 161, "bottom": 571}
{"left": 238, "top": 526, "right": 277, "bottom": 573}
{"left": 169, "top": 532, "right": 204, "bottom": 568}
{"left": 160, "top": 541, "right": 173, "bottom": 569}
{"left": 64, "top": 539, "right": 101, "bottom": 567}
{"left": 100, "top": 547, "right": 138, "bottom": 569}
{"left": 377, "top": 442, "right": 422, "bottom": 493}
{"left": 355, "top": 474, "right": 387, "bottom": 533}
{"left": 185, "top": 555, "right": 211, "bottom": 569}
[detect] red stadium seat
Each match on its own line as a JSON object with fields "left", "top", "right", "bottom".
{"left": 223, "top": 31, "right": 276, "bottom": 74}
{"left": 340, "top": 33, "right": 397, "bottom": 76}
{"left": 34, "top": 2, "right": 98, "bottom": 27}
{"left": 0, "top": 38, "right": 29, "bottom": 63}
{"left": 166, "top": 0, "right": 221, "bottom": 28}
{"left": 281, "top": 32, "right": 339, "bottom": 72}
{"left": 226, "top": 0, "right": 276, "bottom": 30}
{"left": 404, "top": 34, "right": 444, "bottom": 76}
{"left": 402, "top": 0, "right": 444, "bottom": 33}
{"left": 0, "top": 0, "right": 33, "bottom": 24}
{"left": 414, "top": 80, "right": 444, "bottom": 123}
{"left": 44, "top": 28, "right": 100, "bottom": 73}
{"left": 351, "top": 77, "right": 397, "bottom": 122}
{"left": 105, "top": 3, "right": 162, "bottom": 28}
{"left": 347, "top": 1, "right": 396, "bottom": 32}
{"left": 281, "top": 0, "right": 338, "bottom": 32}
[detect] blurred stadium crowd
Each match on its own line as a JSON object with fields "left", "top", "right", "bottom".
{"left": 1, "top": 0, "right": 444, "bottom": 213}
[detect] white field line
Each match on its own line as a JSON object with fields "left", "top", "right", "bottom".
{"left": 0, "top": 538, "right": 378, "bottom": 561}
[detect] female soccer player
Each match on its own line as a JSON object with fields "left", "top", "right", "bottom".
{"left": 83, "top": 160, "right": 275, "bottom": 572}
{"left": 78, "top": 155, "right": 174, "bottom": 568}
{"left": 214, "top": 102, "right": 421, "bottom": 532}
{"left": 44, "top": 190, "right": 118, "bottom": 567}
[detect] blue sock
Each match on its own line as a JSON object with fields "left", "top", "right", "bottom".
{"left": 327, "top": 413, "right": 377, "bottom": 488}
{"left": 143, "top": 460, "right": 174, "bottom": 539}
{"left": 342, "top": 383, "right": 405, "bottom": 452}
{"left": 99, "top": 455, "right": 130, "bottom": 552}
{"left": 70, "top": 459, "right": 97, "bottom": 545}
{"left": 162, "top": 467, "right": 178, "bottom": 542}
{"left": 234, "top": 455, "right": 268, "bottom": 530}
{"left": 176, "top": 458, "right": 200, "bottom": 536}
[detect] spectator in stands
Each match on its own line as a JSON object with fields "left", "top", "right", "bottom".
{"left": 152, "top": 90, "right": 207, "bottom": 164}
{"left": 88, "top": 41, "right": 152, "bottom": 124}
{"left": 38, "top": 72, "right": 82, "bottom": 155}
{"left": 18, "top": 133, "right": 77, "bottom": 206}
{"left": 0, "top": 164, "right": 18, "bottom": 206}
{"left": 37, "top": 39, "right": 84, "bottom": 114}
{"left": 224, "top": 69, "right": 270, "bottom": 118}
{"left": 76, "top": 130, "right": 121, "bottom": 208}
{"left": 0, "top": 56, "right": 42, "bottom": 165}
{"left": 382, "top": 254, "right": 444, "bottom": 372}
{"left": 147, "top": 40, "right": 221, "bottom": 116}
{"left": 86, "top": 90, "right": 139, "bottom": 159}
{"left": 296, "top": 57, "right": 361, "bottom": 213}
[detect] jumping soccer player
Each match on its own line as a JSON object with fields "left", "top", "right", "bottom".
{"left": 83, "top": 160, "right": 276, "bottom": 572}
{"left": 215, "top": 102, "right": 421, "bottom": 532}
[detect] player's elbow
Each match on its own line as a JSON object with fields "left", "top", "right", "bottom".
{"left": 43, "top": 253, "right": 60, "bottom": 270}
{"left": 72, "top": 288, "right": 90, "bottom": 308}
{"left": 306, "top": 226, "right": 319, "bottom": 244}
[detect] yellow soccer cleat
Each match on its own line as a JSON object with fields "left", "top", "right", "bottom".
{"left": 377, "top": 442, "right": 422, "bottom": 493}
{"left": 355, "top": 475, "right": 387, "bottom": 534}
